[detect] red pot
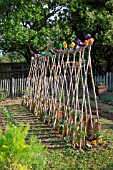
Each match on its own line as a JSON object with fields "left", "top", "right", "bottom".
{"left": 95, "top": 85, "right": 108, "bottom": 98}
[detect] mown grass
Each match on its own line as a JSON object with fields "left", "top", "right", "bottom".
{"left": 45, "top": 118, "right": 113, "bottom": 170}
{"left": 100, "top": 88, "right": 113, "bottom": 102}
{"left": 46, "top": 149, "right": 113, "bottom": 170}
{"left": 79, "top": 91, "right": 113, "bottom": 112}
{"left": 91, "top": 100, "right": 113, "bottom": 112}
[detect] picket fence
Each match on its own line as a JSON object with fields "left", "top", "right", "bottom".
{"left": 0, "top": 72, "right": 113, "bottom": 99}
{"left": 94, "top": 72, "right": 113, "bottom": 87}
{"left": 0, "top": 77, "right": 27, "bottom": 98}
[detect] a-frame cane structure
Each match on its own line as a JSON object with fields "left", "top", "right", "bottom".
{"left": 22, "top": 35, "right": 101, "bottom": 149}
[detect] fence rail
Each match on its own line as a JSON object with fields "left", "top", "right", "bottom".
{"left": 94, "top": 72, "right": 113, "bottom": 87}
{"left": 0, "top": 77, "right": 27, "bottom": 98}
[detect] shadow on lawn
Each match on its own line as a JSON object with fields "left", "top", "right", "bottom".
{"left": 92, "top": 110, "right": 113, "bottom": 120}
{"left": 103, "top": 124, "right": 113, "bottom": 130}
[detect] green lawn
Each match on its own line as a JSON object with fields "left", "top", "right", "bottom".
{"left": 46, "top": 118, "right": 113, "bottom": 170}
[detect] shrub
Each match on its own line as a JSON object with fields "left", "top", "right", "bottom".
{"left": 1, "top": 106, "right": 12, "bottom": 122}
{"left": 0, "top": 124, "right": 47, "bottom": 170}
{"left": 96, "top": 82, "right": 105, "bottom": 86}
{"left": 0, "top": 89, "right": 7, "bottom": 102}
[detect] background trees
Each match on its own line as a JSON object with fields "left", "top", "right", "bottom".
{"left": 0, "top": 0, "right": 68, "bottom": 62}
{"left": 0, "top": 0, "right": 113, "bottom": 71}
{"left": 66, "top": 0, "right": 113, "bottom": 71}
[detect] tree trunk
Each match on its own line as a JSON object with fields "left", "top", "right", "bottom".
{"left": 24, "top": 47, "right": 32, "bottom": 63}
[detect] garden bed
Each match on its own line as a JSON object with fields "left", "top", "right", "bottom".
{"left": 0, "top": 99, "right": 113, "bottom": 169}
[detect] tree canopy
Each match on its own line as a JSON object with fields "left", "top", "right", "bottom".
{"left": 66, "top": 0, "right": 113, "bottom": 71}
{"left": 0, "top": 0, "right": 113, "bottom": 70}
{"left": 0, "top": 0, "right": 68, "bottom": 62}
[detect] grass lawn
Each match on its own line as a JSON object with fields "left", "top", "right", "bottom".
{"left": 0, "top": 99, "right": 113, "bottom": 170}
{"left": 46, "top": 118, "right": 113, "bottom": 170}
{"left": 45, "top": 91, "right": 113, "bottom": 170}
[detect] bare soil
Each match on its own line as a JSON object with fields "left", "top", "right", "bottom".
{"left": 0, "top": 98, "right": 21, "bottom": 106}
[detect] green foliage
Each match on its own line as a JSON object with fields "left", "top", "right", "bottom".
{"left": 25, "top": 87, "right": 33, "bottom": 96}
{"left": 1, "top": 106, "right": 11, "bottom": 122}
{"left": 0, "top": 89, "right": 7, "bottom": 102}
{"left": 100, "top": 92, "right": 113, "bottom": 102}
{"left": 0, "top": 51, "right": 26, "bottom": 63}
{"left": 0, "top": 0, "right": 68, "bottom": 62}
{"left": 40, "top": 111, "right": 47, "bottom": 122}
{"left": 96, "top": 82, "right": 105, "bottom": 86}
{"left": 35, "top": 107, "right": 41, "bottom": 116}
{"left": 0, "top": 123, "right": 47, "bottom": 170}
{"left": 0, "top": 0, "right": 113, "bottom": 67}
{"left": 67, "top": 0, "right": 113, "bottom": 69}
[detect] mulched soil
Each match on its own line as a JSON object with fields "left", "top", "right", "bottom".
{"left": 0, "top": 98, "right": 21, "bottom": 106}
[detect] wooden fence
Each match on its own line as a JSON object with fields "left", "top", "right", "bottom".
{"left": 0, "top": 77, "right": 27, "bottom": 98}
{"left": 94, "top": 72, "right": 113, "bottom": 87}
{"left": 0, "top": 72, "right": 113, "bottom": 99}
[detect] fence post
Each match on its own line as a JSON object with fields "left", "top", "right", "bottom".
{"left": 109, "top": 72, "right": 111, "bottom": 87}
{"left": 106, "top": 72, "right": 108, "bottom": 86}
{"left": 1, "top": 77, "right": 27, "bottom": 98}
{"left": 94, "top": 75, "right": 96, "bottom": 84}
{"left": 11, "top": 77, "right": 15, "bottom": 99}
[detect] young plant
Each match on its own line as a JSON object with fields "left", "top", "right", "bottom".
{"left": 0, "top": 123, "right": 47, "bottom": 170}
{"left": 1, "top": 106, "right": 12, "bottom": 123}
{"left": 96, "top": 82, "right": 105, "bottom": 86}
{"left": 0, "top": 89, "right": 7, "bottom": 102}
{"left": 35, "top": 107, "right": 41, "bottom": 116}
{"left": 40, "top": 111, "right": 46, "bottom": 122}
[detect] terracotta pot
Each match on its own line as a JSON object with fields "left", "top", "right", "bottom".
{"left": 86, "top": 117, "right": 95, "bottom": 137}
{"left": 95, "top": 85, "right": 108, "bottom": 98}
{"left": 56, "top": 111, "right": 63, "bottom": 119}
{"left": 53, "top": 111, "right": 63, "bottom": 129}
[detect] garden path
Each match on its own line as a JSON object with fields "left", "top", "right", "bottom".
{"left": 0, "top": 99, "right": 71, "bottom": 150}
{"left": 0, "top": 98, "right": 113, "bottom": 150}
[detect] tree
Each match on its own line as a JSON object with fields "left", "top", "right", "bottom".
{"left": 0, "top": 51, "right": 26, "bottom": 63}
{"left": 1, "top": 0, "right": 113, "bottom": 69}
{"left": 66, "top": 0, "right": 113, "bottom": 71}
{"left": 0, "top": 0, "right": 67, "bottom": 63}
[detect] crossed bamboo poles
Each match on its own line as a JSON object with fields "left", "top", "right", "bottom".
{"left": 22, "top": 45, "right": 100, "bottom": 149}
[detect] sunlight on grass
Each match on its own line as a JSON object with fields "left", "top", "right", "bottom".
{"left": 45, "top": 116, "right": 113, "bottom": 169}
{"left": 1, "top": 103, "right": 113, "bottom": 170}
